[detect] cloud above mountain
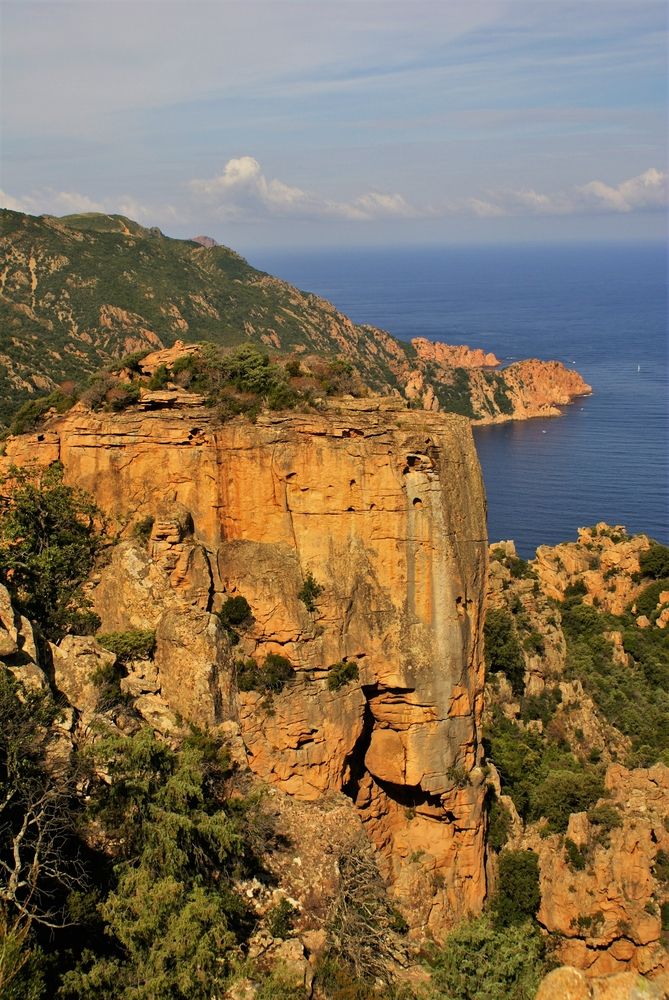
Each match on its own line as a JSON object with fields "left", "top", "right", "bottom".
{"left": 3, "top": 164, "right": 666, "bottom": 230}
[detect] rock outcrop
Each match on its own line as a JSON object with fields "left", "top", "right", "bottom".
{"left": 534, "top": 524, "right": 651, "bottom": 616}
{"left": 1, "top": 395, "right": 489, "bottom": 936}
{"left": 412, "top": 337, "right": 500, "bottom": 368}
{"left": 529, "top": 764, "right": 669, "bottom": 978}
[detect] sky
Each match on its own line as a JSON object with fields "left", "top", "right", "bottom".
{"left": 1, "top": 0, "right": 667, "bottom": 249}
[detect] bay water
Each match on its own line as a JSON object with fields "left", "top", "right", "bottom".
{"left": 249, "top": 243, "right": 668, "bottom": 557}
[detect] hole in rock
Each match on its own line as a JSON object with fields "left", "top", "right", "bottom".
{"left": 350, "top": 479, "right": 356, "bottom": 487}
{"left": 347, "top": 506, "right": 355, "bottom": 512}
{"left": 375, "top": 776, "right": 444, "bottom": 812}
{"left": 412, "top": 497, "right": 423, "bottom": 508}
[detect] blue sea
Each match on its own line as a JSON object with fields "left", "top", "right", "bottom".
{"left": 249, "top": 244, "right": 668, "bottom": 558}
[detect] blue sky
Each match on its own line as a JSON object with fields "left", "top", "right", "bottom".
{"left": 1, "top": 0, "right": 667, "bottom": 248}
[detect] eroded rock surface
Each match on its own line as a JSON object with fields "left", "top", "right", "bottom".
{"left": 2, "top": 397, "right": 489, "bottom": 935}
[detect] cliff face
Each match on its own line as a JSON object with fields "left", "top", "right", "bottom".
{"left": 2, "top": 396, "right": 489, "bottom": 936}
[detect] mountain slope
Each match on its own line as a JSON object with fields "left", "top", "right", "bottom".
{"left": 0, "top": 209, "right": 590, "bottom": 427}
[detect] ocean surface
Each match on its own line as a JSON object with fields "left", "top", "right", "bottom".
{"left": 249, "top": 243, "right": 668, "bottom": 558}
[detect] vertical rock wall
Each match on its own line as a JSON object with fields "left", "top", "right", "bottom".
{"left": 2, "top": 397, "right": 489, "bottom": 934}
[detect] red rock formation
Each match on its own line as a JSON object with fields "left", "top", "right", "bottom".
{"left": 411, "top": 338, "right": 500, "bottom": 368}
{"left": 1, "top": 395, "right": 489, "bottom": 937}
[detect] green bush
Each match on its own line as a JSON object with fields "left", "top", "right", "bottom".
{"left": 236, "top": 653, "right": 294, "bottom": 695}
{"left": 218, "top": 595, "right": 253, "bottom": 632}
{"left": 564, "top": 837, "right": 587, "bottom": 871}
{"left": 519, "top": 687, "right": 561, "bottom": 725}
{"left": 428, "top": 915, "right": 545, "bottom": 1000}
{"left": 639, "top": 543, "right": 669, "bottom": 580}
{"left": 587, "top": 803, "right": 622, "bottom": 834}
{"left": 530, "top": 769, "right": 604, "bottom": 833}
{"left": 491, "top": 850, "right": 541, "bottom": 928}
{"left": 0, "top": 462, "right": 101, "bottom": 640}
{"left": 147, "top": 364, "right": 170, "bottom": 390}
{"left": 9, "top": 390, "right": 76, "bottom": 436}
{"left": 108, "top": 380, "right": 141, "bottom": 411}
{"left": 97, "top": 630, "right": 156, "bottom": 664}
{"left": 488, "top": 797, "right": 512, "bottom": 853}
{"left": 61, "top": 728, "right": 258, "bottom": 999}
{"left": 327, "top": 661, "right": 359, "bottom": 691}
{"left": 132, "top": 515, "right": 154, "bottom": 543}
{"left": 484, "top": 609, "right": 526, "bottom": 696}
{"left": 266, "top": 898, "right": 296, "bottom": 939}
{"left": 635, "top": 579, "right": 669, "bottom": 621}
{"left": 298, "top": 571, "right": 323, "bottom": 613}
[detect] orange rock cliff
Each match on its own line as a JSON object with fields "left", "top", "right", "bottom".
{"left": 1, "top": 393, "right": 490, "bottom": 937}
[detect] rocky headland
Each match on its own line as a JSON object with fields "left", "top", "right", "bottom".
{"left": 0, "top": 208, "right": 590, "bottom": 430}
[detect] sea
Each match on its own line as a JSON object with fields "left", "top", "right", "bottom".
{"left": 249, "top": 243, "right": 668, "bottom": 558}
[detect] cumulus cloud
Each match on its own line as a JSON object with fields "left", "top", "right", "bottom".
{"left": 189, "top": 156, "right": 417, "bottom": 221}
{"left": 464, "top": 168, "right": 668, "bottom": 218}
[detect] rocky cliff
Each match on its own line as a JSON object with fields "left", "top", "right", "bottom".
{"left": 1, "top": 392, "right": 489, "bottom": 937}
{"left": 485, "top": 531, "right": 669, "bottom": 986}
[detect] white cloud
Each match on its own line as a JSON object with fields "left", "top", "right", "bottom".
{"left": 3, "top": 166, "right": 665, "bottom": 233}
{"left": 577, "top": 168, "right": 668, "bottom": 213}
{"left": 467, "top": 168, "right": 668, "bottom": 218}
{"left": 189, "top": 156, "right": 417, "bottom": 222}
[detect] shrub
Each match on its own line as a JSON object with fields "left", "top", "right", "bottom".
{"left": 327, "top": 661, "right": 359, "bottom": 691}
{"left": 110, "top": 350, "right": 150, "bottom": 374}
{"left": 484, "top": 609, "right": 526, "bottom": 696}
{"left": 635, "top": 579, "right": 669, "bottom": 621}
{"left": 520, "top": 687, "right": 561, "bottom": 725}
{"left": 61, "top": 727, "right": 257, "bottom": 999}
{"left": 0, "top": 462, "right": 101, "bottom": 640}
{"left": 488, "top": 797, "right": 512, "bottom": 853}
{"left": 236, "top": 654, "right": 294, "bottom": 695}
{"left": 587, "top": 803, "right": 622, "bottom": 834}
{"left": 428, "top": 914, "right": 545, "bottom": 1000}
{"left": 491, "top": 850, "right": 541, "bottom": 928}
{"left": 97, "top": 630, "right": 156, "bottom": 664}
{"left": 639, "top": 543, "right": 669, "bottom": 580}
{"left": 108, "top": 381, "right": 141, "bottom": 411}
{"left": 218, "top": 595, "right": 253, "bottom": 630}
{"left": 654, "top": 849, "right": 669, "bottom": 885}
{"left": 9, "top": 390, "right": 76, "bottom": 436}
{"left": 564, "top": 837, "right": 587, "bottom": 871}
{"left": 133, "top": 515, "right": 154, "bottom": 543}
{"left": 530, "top": 769, "right": 604, "bottom": 832}
{"left": 662, "top": 902, "right": 669, "bottom": 932}
{"left": 507, "top": 555, "right": 535, "bottom": 580}
{"left": 147, "top": 364, "right": 170, "bottom": 390}
{"left": 523, "top": 631, "right": 545, "bottom": 656}
{"left": 298, "top": 571, "right": 323, "bottom": 613}
{"left": 266, "top": 898, "right": 296, "bottom": 939}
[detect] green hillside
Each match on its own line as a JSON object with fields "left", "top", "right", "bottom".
{"left": 0, "top": 209, "right": 417, "bottom": 426}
